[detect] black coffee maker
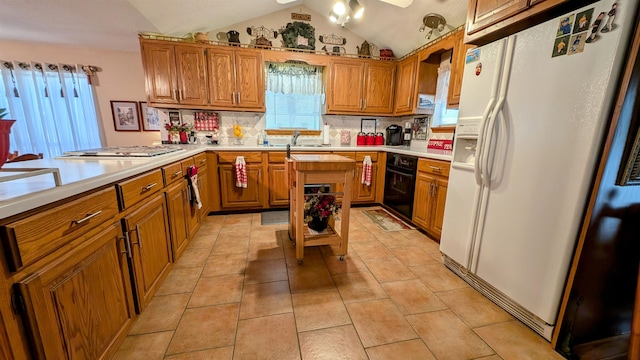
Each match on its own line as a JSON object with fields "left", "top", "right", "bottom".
{"left": 386, "top": 125, "right": 403, "bottom": 146}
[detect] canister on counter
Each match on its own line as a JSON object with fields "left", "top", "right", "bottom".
{"left": 365, "top": 133, "right": 375, "bottom": 145}
{"left": 375, "top": 132, "right": 384, "bottom": 145}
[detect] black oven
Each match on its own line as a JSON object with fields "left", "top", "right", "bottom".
{"left": 383, "top": 153, "right": 418, "bottom": 220}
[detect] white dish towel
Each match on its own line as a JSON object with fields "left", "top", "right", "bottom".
{"left": 186, "top": 165, "right": 202, "bottom": 209}
{"left": 235, "top": 156, "right": 247, "bottom": 188}
{"left": 361, "top": 155, "right": 372, "bottom": 186}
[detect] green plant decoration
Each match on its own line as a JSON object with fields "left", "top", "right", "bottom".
{"left": 0, "top": 108, "right": 7, "bottom": 119}
{"left": 280, "top": 22, "right": 316, "bottom": 50}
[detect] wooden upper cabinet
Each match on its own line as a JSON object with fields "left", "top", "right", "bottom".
{"left": 394, "top": 55, "right": 418, "bottom": 115}
{"left": 327, "top": 59, "right": 365, "bottom": 113}
{"left": 327, "top": 58, "right": 395, "bottom": 115}
{"left": 140, "top": 41, "right": 208, "bottom": 106}
{"left": 464, "top": 0, "right": 588, "bottom": 45}
{"left": 235, "top": 49, "right": 264, "bottom": 109}
{"left": 174, "top": 45, "right": 209, "bottom": 106}
{"left": 466, "top": 0, "right": 530, "bottom": 35}
{"left": 208, "top": 47, "right": 265, "bottom": 111}
{"left": 363, "top": 61, "right": 396, "bottom": 114}
{"left": 448, "top": 30, "right": 475, "bottom": 108}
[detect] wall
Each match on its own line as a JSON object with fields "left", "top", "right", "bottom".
{"left": 0, "top": 39, "right": 157, "bottom": 147}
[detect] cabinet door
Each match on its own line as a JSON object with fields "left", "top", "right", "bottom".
{"left": 467, "top": 0, "right": 529, "bottom": 35}
{"left": 141, "top": 42, "right": 177, "bottom": 104}
{"left": 269, "top": 164, "right": 289, "bottom": 206}
{"left": 219, "top": 164, "right": 263, "bottom": 208}
{"left": 165, "top": 180, "right": 190, "bottom": 261}
{"left": 18, "top": 222, "right": 135, "bottom": 360}
{"left": 394, "top": 55, "right": 418, "bottom": 115}
{"left": 235, "top": 49, "right": 265, "bottom": 110}
{"left": 363, "top": 61, "right": 396, "bottom": 114}
{"left": 431, "top": 177, "right": 449, "bottom": 240}
{"left": 123, "top": 193, "right": 172, "bottom": 312}
{"left": 327, "top": 59, "right": 365, "bottom": 113}
{"left": 448, "top": 30, "right": 474, "bottom": 108}
{"left": 175, "top": 45, "right": 209, "bottom": 106}
{"left": 208, "top": 47, "right": 237, "bottom": 107}
{"left": 354, "top": 163, "right": 377, "bottom": 203}
{"left": 412, "top": 172, "right": 435, "bottom": 231}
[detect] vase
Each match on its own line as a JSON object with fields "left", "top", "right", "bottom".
{"left": 0, "top": 119, "right": 16, "bottom": 169}
{"left": 179, "top": 131, "right": 188, "bottom": 143}
{"left": 308, "top": 216, "right": 329, "bottom": 232}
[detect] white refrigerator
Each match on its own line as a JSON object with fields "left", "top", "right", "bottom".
{"left": 439, "top": 1, "right": 637, "bottom": 340}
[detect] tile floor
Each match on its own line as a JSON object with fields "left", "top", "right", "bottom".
{"left": 112, "top": 207, "right": 566, "bottom": 360}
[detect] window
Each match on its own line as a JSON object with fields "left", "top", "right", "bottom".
{"left": 432, "top": 62, "right": 459, "bottom": 127}
{"left": 0, "top": 61, "right": 102, "bottom": 158}
{"left": 265, "top": 62, "right": 324, "bottom": 131}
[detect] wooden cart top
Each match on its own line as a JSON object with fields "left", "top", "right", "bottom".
{"left": 290, "top": 154, "right": 356, "bottom": 171}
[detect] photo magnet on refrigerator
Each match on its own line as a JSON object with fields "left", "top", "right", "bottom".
{"left": 475, "top": 63, "right": 482, "bottom": 76}
{"left": 466, "top": 48, "right": 480, "bottom": 64}
{"left": 573, "top": 8, "right": 594, "bottom": 34}
{"left": 567, "top": 33, "right": 587, "bottom": 55}
{"left": 557, "top": 15, "right": 575, "bottom": 37}
{"left": 552, "top": 35, "right": 570, "bottom": 57}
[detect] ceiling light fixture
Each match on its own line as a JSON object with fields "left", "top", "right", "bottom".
{"left": 328, "top": 0, "right": 364, "bottom": 28}
{"left": 419, "top": 13, "right": 454, "bottom": 40}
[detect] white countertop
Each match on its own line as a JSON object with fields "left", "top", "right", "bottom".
{"left": 0, "top": 144, "right": 451, "bottom": 219}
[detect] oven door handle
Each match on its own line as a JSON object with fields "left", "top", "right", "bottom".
{"left": 386, "top": 168, "right": 415, "bottom": 178}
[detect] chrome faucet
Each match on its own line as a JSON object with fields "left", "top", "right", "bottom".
{"left": 291, "top": 131, "right": 301, "bottom": 146}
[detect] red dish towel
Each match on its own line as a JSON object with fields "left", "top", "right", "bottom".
{"left": 186, "top": 165, "right": 202, "bottom": 209}
{"left": 235, "top": 156, "right": 247, "bottom": 188}
{"left": 361, "top": 155, "right": 372, "bottom": 186}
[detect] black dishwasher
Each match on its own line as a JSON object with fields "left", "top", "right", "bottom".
{"left": 383, "top": 153, "right": 418, "bottom": 220}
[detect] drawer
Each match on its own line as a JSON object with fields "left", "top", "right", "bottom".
{"left": 417, "top": 158, "right": 450, "bottom": 177}
{"left": 3, "top": 187, "right": 118, "bottom": 270}
{"left": 332, "top": 151, "right": 356, "bottom": 160}
{"left": 162, "top": 161, "right": 184, "bottom": 186}
{"left": 217, "top": 152, "right": 262, "bottom": 164}
{"left": 117, "top": 169, "right": 164, "bottom": 210}
{"left": 356, "top": 152, "right": 378, "bottom": 162}
{"left": 181, "top": 157, "right": 195, "bottom": 171}
{"left": 194, "top": 153, "right": 207, "bottom": 168}
{"left": 269, "top": 151, "right": 287, "bottom": 163}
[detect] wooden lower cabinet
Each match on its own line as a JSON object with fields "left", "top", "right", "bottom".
{"left": 219, "top": 164, "right": 263, "bottom": 208}
{"left": 354, "top": 163, "right": 377, "bottom": 203}
{"left": 269, "top": 164, "right": 289, "bottom": 206}
{"left": 411, "top": 159, "right": 449, "bottom": 241}
{"left": 198, "top": 165, "right": 210, "bottom": 216}
{"left": 17, "top": 221, "right": 136, "bottom": 360}
{"left": 165, "top": 179, "right": 190, "bottom": 261}
{"left": 121, "top": 193, "right": 172, "bottom": 312}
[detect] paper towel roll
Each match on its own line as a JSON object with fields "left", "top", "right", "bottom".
{"left": 323, "top": 124, "right": 330, "bottom": 144}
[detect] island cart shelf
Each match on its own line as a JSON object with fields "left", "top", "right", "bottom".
{"left": 286, "top": 154, "right": 356, "bottom": 264}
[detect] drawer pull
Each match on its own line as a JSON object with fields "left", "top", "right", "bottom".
{"left": 142, "top": 183, "right": 158, "bottom": 192}
{"left": 429, "top": 166, "right": 442, "bottom": 172}
{"left": 199, "top": 159, "right": 206, "bottom": 165}
{"left": 71, "top": 210, "right": 102, "bottom": 225}
{"left": 172, "top": 170, "right": 183, "bottom": 178}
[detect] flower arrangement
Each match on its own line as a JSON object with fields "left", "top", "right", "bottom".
{"left": 303, "top": 187, "right": 340, "bottom": 224}
{"left": 164, "top": 122, "right": 193, "bottom": 133}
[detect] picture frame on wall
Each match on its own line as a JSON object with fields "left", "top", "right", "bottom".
{"left": 139, "top": 102, "right": 160, "bottom": 131}
{"left": 361, "top": 118, "right": 377, "bottom": 134}
{"left": 111, "top": 100, "right": 140, "bottom": 131}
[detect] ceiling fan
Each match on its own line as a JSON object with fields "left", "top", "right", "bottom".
{"left": 276, "top": 0, "right": 413, "bottom": 8}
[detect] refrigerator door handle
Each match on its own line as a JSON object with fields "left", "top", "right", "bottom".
{"left": 482, "top": 36, "right": 515, "bottom": 187}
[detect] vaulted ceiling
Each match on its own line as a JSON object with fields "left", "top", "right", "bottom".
{"left": 0, "top": 0, "right": 467, "bottom": 57}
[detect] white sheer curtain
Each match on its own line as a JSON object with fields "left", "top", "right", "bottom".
{"left": 265, "top": 62, "right": 324, "bottom": 130}
{"left": 0, "top": 61, "right": 102, "bottom": 158}
{"left": 432, "top": 62, "right": 460, "bottom": 126}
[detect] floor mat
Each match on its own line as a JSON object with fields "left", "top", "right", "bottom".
{"left": 261, "top": 210, "right": 289, "bottom": 225}
{"left": 362, "top": 209, "right": 413, "bottom": 231}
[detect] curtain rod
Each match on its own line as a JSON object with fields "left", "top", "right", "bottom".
{"left": 1, "top": 61, "right": 100, "bottom": 74}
